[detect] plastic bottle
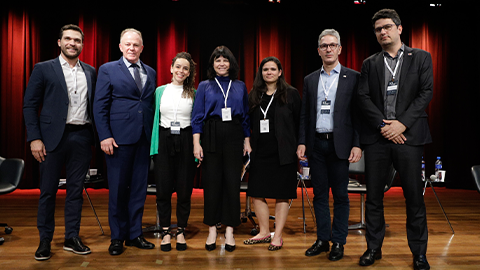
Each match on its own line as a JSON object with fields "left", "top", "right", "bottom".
{"left": 421, "top": 156, "right": 425, "bottom": 182}
{"left": 435, "top": 156, "right": 442, "bottom": 182}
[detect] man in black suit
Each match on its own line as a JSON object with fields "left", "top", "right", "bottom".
{"left": 23, "top": 24, "right": 96, "bottom": 261}
{"left": 297, "top": 29, "right": 362, "bottom": 261}
{"left": 357, "top": 9, "right": 433, "bottom": 270}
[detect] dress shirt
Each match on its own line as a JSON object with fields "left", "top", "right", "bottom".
{"left": 59, "top": 55, "right": 89, "bottom": 125}
{"left": 383, "top": 43, "right": 405, "bottom": 120}
{"left": 123, "top": 57, "right": 147, "bottom": 89}
{"left": 159, "top": 84, "right": 193, "bottom": 128}
{"left": 191, "top": 76, "right": 250, "bottom": 137}
{"left": 316, "top": 63, "right": 341, "bottom": 133}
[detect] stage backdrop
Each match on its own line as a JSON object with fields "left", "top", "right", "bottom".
{"left": 1, "top": 2, "right": 479, "bottom": 189}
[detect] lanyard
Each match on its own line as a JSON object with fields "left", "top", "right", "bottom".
{"left": 384, "top": 51, "right": 404, "bottom": 81}
{"left": 319, "top": 71, "right": 337, "bottom": 101}
{"left": 214, "top": 78, "right": 232, "bottom": 108}
{"left": 260, "top": 90, "right": 276, "bottom": 120}
{"left": 70, "top": 65, "right": 78, "bottom": 94}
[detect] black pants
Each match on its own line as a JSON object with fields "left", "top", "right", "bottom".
{"left": 202, "top": 118, "right": 244, "bottom": 227}
{"left": 37, "top": 125, "right": 92, "bottom": 241}
{"left": 364, "top": 138, "right": 428, "bottom": 255}
{"left": 153, "top": 127, "right": 195, "bottom": 228}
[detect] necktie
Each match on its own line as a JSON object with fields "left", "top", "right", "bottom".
{"left": 131, "top": 63, "right": 142, "bottom": 91}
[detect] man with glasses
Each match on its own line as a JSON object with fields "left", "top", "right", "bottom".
{"left": 297, "top": 29, "right": 362, "bottom": 261}
{"left": 357, "top": 9, "right": 433, "bottom": 270}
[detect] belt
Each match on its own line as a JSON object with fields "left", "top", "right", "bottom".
{"left": 315, "top": 132, "right": 334, "bottom": 140}
{"left": 65, "top": 124, "right": 91, "bottom": 131}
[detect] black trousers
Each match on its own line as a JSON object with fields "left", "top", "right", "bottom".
{"left": 364, "top": 138, "right": 428, "bottom": 255}
{"left": 37, "top": 125, "right": 92, "bottom": 241}
{"left": 153, "top": 127, "right": 195, "bottom": 228}
{"left": 201, "top": 118, "right": 244, "bottom": 227}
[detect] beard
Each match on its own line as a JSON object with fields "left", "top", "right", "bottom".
{"left": 61, "top": 46, "right": 81, "bottom": 59}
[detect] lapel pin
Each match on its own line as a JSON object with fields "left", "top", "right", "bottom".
{"left": 408, "top": 53, "right": 412, "bottom": 56}
{"left": 343, "top": 75, "right": 347, "bottom": 78}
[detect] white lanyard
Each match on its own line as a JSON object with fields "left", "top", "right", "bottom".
{"left": 260, "top": 90, "right": 276, "bottom": 120}
{"left": 214, "top": 78, "right": 232, "bottom": 108}
{"left": 319, "top": 71, "right": 337, "bottom": 100}
{"left": 70, "top": 65, "right": 78, "bottom": 94}
{"left": 384, "top": 51, "right": 404, "bottom": 80}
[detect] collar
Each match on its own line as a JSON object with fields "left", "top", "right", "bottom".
{"left": 123, "top": 57, "right": 141, "bottom": 68}
{"left": 321, "top": 62, "right": 341, "bottom": 75}
{"left": 383, "top": 43, "right": 405, "bottom": 59}
{"left": 59, "top": 55, "right": 80, "bottom": 68}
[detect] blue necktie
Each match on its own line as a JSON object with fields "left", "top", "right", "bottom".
{"left": 131, "top": 63, "right": 142, "bottom": 91}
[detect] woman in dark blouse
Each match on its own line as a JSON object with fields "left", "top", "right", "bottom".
{"left": 243, "top": 56, "right": 301, "bottom": 251}
{"left": 191, "top": 46, "right": 251, "bottom": 252}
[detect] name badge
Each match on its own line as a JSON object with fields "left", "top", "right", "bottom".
{"left": 386, "top": 80, "right": 398, "bottom": 96}
{"left": 320, "top": 100, "right": 331, "bottom": 114}
{"left": 170, "top": 121, "right": 181, "bottom": 134}
{"left": 260, "top": 119, "right": 269, "bottom": 133}
{"left": 70, "top": 92, "right": 81, "bottom": 107}
{"left": 221, "top": 107, "right": 232, "bottom": 121}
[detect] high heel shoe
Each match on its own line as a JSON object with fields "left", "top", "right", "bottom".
{"left": 175, "top": 227, "right": 187, "bottom": 251}
{"left": 224, "top": 234, "right": 236, "bottom": 252}
{"left": 205, "top": 231, "right": 217, "bottom": 251}
{"left": 160, "top": 228, "right": 173, "bottom": 252}
{"left": 268, "top": 238, "right": 283, "bottom": 251}
{"left": 243, "top": 234, "right": 272, "bottom": 245}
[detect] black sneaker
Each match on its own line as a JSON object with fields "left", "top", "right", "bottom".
{"left": 63, "top": 236, "right": 91, "bottom": 255}
{"left": 34, "top": 240, "right": 51, "bottom": 261}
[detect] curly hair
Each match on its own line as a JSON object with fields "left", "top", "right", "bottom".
{"left": 171, "top": 52, "right": 197, "bottom": 100}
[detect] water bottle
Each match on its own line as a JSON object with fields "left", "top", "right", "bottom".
{"left": 421, "top": 156, "right": 425, "bottom": 182}
{"left": 435, "top": 156, "right": 442, "bottom": 182}
{"left": 299, "top": 158, "right": 309, "bottom": 179}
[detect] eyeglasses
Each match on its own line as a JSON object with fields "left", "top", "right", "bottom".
{"left": 373, "top": 24, "right": 397, "bottom": 34}
{"left": 319, "top": 43, "right": 339, "bottom": 51}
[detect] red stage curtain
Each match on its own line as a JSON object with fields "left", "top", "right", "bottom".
{"left": 1, "top": 9, "right": 39, "bottom": 187}
{"left": 78, "top": 14, "right": 110, "bottom": 69}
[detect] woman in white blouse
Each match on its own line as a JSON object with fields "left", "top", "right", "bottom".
{"left": 150, "top": 52, "right": 197, "bottom": 252}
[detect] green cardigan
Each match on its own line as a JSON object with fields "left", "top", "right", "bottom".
{"left": 150, "top": 84, "right": 196, "bottom": 156}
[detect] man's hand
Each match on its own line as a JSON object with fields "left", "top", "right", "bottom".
{"left": 30, "top": 139, "right": 46, "bottom": 162}
{"left": 296, "top": 145, "right": 307, "bottom": 160}
{"left": 381, "top": 119, "right": 407, "bottom": 144}
{"left": 348, "top": 147, "right": 362, "bottom": 163}
{"left": 101, "top": 137, "right": 118, "bottom": 155}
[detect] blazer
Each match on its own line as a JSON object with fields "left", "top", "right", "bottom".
{"left": 357, "top": 45, "right": 433, "bottom": 146}
{"left": 249, "top": 86, "right": 301, "bottom": 165}
{"left": 23, "top": 57, "right": 97, "bottom": 151}
{"left": 94, "top": 57, "right": 156, "bottom": 145}
{"left": 298, "top": 65, "right": 361, "bottom": 160}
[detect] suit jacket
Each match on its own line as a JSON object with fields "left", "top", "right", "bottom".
{"left": 93, "top": 57, "right": 156, "bottom": 145}
{"left": 249, "top": 86, "right": 301, "bottom": 165}
{"left": 357, "top": 45, "right": 433, "bottom": 146}
{"left": 298, "top": 65, "right": 361, "bottom": 160}
{"left": 23, "top": 57, "right": 97, "bottom": 151}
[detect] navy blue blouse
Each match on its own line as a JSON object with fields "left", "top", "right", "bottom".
{"left": 191, "top": 76, "right": 250, "bottom": 137}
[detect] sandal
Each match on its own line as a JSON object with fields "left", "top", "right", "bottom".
{"left": 160, "top": 228, "right": 173, "bottom": 252}
{"left": 176, "top": 227, "right": 187, "bottom": 251}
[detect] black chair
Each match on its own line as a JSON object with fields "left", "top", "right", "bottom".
{"left": 0, "top": 157, "right": 25, "bottom": 245}
{"left": 347, "top": 153, "right": 396, "bottom": 230}
{"left": 471, "top": 165, "right": 480, "bottom": 193}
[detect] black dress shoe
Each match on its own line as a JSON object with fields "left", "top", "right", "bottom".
{"left": 63, "top": 236, "right": 91, "bottom": 255}
{"left": 305, "top": 240, "right": 329, "bottom": 256}
{"left": 126, "top": 236, "right": 155, "bottom": 249}
{"left": 413, "top": 255, "right": 430, "bottom": 270}
{"left": 34, "top": 240, "right": 51, "bottom": 261}
{"left": 328, "top": 242, "right": 344, "bottom": 261}
{"left": 108, "top": 239, "right": 124, "bottom": 256}
{"left": 359, "top": 249, "right": 382, "bottom": 266}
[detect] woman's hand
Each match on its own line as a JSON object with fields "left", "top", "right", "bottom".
{"left": 243, "top": 137, "right": 252, "bottom": 156}
{"left": 193, "top": 133, "right": 203, "bottom": 166}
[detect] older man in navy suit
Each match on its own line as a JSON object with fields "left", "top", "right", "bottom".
{"left": 24, "top": 24, "right": 96, "bottom": 261}
{"left": 93, "top": 28, "right": 156, "bottom": 255}
{"left": 297, "top": 29, "right": 362, "bottom": 261}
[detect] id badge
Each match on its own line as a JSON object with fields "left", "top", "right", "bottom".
{"left": 386, "top": 80, "right": 398, "bottom": 96}
{"left": 221, "top": 107, "right": 232, "bottom": 121}
{"left": 170, "top": 121, "right": 181, "bottom": 134}
{"left": 70, "top": 92, "right": 81, "bottom": 107}
{"left": 320, "top": 100, "right": 331, "bottom": 114}
{"left": 260, "top": 119, "right": 269, "bottom": 133}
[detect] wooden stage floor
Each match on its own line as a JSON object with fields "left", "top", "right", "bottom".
{"left": 1, "top": 186, "right": 479, "bottom": 269}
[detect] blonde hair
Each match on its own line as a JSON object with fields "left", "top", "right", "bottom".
{"left": 120, "top": 28, "right": 143, "bottom": 45}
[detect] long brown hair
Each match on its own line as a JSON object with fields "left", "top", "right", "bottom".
{"left": 171, "top": 52, "right": 196, "bottom": 100}
{"left": 249, "top": 56, "right": 291, "bottom": 113}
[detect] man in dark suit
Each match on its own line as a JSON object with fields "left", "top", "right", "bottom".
{"left": 93, "top": 28, "right": 156, "bottom": 255}
{"left": 23, "top": 24, "right": 96, "bottom": 261}
{"left": 357, "top": 9, "right": 433, "bottom": 270}
{"left": 297, "top": 29, "right": 362, "bottom": 261}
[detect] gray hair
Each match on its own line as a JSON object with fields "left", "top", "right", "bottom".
{"left": 120, "top": 28, "right": 143, "bottom": 45}
{"left": 318, "top": 29, "right": 341, "bottom": 47}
